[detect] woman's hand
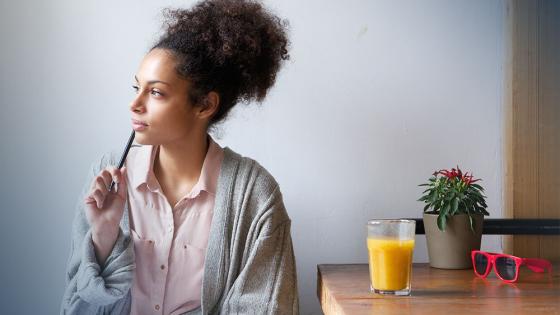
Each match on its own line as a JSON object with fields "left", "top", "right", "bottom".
{"left": 83, "top": 166, "right": 128, "bottom": 265}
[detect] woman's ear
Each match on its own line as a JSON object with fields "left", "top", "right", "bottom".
{"left": 197, "top": 91, "right": 220, "bottom": 120}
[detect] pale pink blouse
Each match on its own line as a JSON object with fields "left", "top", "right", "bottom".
{"left": 125, "top": 136, "right": 224, "bottom": 314}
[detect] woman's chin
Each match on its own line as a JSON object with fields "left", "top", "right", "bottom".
{"left": 133, "top": 133, "right": 153, "bottom": 145}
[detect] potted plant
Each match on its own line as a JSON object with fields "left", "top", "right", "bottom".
{"left": 418, "top": 166, "right": 489, "bottom": 269}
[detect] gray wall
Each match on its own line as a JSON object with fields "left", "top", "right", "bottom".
{"left": 0, "top": 0, "right": 507, "bottom": 314}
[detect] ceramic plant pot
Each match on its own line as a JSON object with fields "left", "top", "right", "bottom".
{"left": 423, "top": 213, "right": 483, "bottom": 269}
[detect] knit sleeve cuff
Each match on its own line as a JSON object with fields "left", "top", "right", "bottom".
{"left": 76, "top": 228, "right": 135, "bottom": 306}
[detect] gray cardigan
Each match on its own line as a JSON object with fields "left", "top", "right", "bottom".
{"left": 60, "top": 146, "right": 299, "bottom": 314}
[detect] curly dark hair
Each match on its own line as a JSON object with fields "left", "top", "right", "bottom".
{"left": 151, "top": 0, "right": 290, "bottom": 127}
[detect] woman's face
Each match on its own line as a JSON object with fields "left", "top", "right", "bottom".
{"left": 129, "top": 48, "right": 202, "bottom": 145}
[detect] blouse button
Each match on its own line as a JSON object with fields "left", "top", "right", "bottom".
{"left": 155, "top": 304, "right": 160, "bottom": 310}
{"left": 160, "top": 264, "right": 165, "bottom": 270}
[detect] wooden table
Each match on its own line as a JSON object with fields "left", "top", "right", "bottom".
{"left": 317, "top": 263, "right": 560, "bottom": 315}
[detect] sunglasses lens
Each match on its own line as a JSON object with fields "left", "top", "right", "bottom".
{"left": 495, "top": 257, "right": 517, "bottom": 280}
{"left": 474, "top": 252, "right": 488, "bottom": 275}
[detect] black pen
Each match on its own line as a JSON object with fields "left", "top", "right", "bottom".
{"left": 109, "top": 130, "right": 135, "bottom": 192}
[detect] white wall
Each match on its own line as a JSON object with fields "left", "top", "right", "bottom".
{"left": 0, "top": 0, "right": 507, "bottom": 314}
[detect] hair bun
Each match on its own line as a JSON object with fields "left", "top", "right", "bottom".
{"left": 153, "top": 0, "right": 290, "bottom": 126}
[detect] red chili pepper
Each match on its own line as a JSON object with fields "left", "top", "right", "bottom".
{"left": 436, "top": 166, "right": 481, "bottom": 185}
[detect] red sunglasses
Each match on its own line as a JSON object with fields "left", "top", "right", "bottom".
{"left": 471, "top": 250, "right": 552, "bottom": 283}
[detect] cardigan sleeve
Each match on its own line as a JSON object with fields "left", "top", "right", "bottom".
{"left": 219, "top": 190, "right": 300, "bottom": 315}
{"left": 60, "top": 153, "right": 135, "bottom": 315}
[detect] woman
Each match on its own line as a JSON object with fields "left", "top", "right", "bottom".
{"left": 60, "top": 0, "right": 298, "bottom": 314}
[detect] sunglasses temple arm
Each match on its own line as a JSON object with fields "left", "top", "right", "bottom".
{"left": 523, "top": 258, "right": 553, "bottom": 273}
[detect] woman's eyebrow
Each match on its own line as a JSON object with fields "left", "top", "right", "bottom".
{"left": 134, "top": 75, "right": 171, "bottom": 86}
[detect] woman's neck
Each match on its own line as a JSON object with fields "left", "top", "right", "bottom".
{"left": 154, "top": 132, "right": 209, "bottom": 190}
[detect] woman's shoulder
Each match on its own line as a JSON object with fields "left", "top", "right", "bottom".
{"left": 222, "top": 147, "right": 280, "bottom": 194}
{"left": 221, "top": 147, "right": 291, "bottom": 231}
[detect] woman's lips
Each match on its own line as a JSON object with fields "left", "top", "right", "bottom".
{"left": 132, "top": 119, "right": 148, "bottom": 131}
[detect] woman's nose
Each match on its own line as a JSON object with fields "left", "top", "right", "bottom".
{"left": 129, "top": 96, "right": 145, "bottom": 113}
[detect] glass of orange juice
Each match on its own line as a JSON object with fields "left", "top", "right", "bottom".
{"left": 367, "top": 219, "right": 416, "bottom": 296}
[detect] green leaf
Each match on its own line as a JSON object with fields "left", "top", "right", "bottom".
{"left": 440, "top": 202, "right": 450, "bottom": 217}
{"left": 446, "top": 192, "right": 455, "bottom": 200}
{"left": 460, "top": 201, "right": 469, "bottom": 214}
{"left": 471, "top": 183, "right": 484, "bottom": 191}
{"left": 437, "top": 213, "right": 447, "bottom": 231}
{"left": 474, "top": 189, "right": 484, "bottom": 196}
{"left": 468, "top": 214, "right": 475, "bottom": 233}
{"left": 472, "top": 193, "right": 483, "bottom": 201}
{"left": 451, "top": 198, "right": 459, "bottom": 215}
{"left": 429, "top": 192, "right": 438, "bottom": 203}
{"left": 423, "top": 203, "right": 431, "bottom": 212}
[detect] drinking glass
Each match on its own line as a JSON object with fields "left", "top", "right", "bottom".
{"left": 367, "top": 219, "right": 416, "bottom": 295}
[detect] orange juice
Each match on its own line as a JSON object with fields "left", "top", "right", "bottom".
{"left": 367, "top": 238, "right": 415, "bottom": 291}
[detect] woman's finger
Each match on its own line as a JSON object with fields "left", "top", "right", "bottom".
{"left": 91, "top": 172, "right": 110, "bottom": 192}
{"left": 84, "top": 195, "right": 96, "bottom": 205}
{"left": 93, "top": 177, "right": 110, "bottom": 198}
{"left": 109, "top": 167, "right": 121, "bottom": 188}
{"left": 91, "top": 188, "right": 105, "bottom": 209}
{"left": 99, "top": 169, "right": 113, "bottom": 190}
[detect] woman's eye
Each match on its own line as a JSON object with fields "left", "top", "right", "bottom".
{"left": 131, "top": 85, "right": 163, "bottom": 97}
